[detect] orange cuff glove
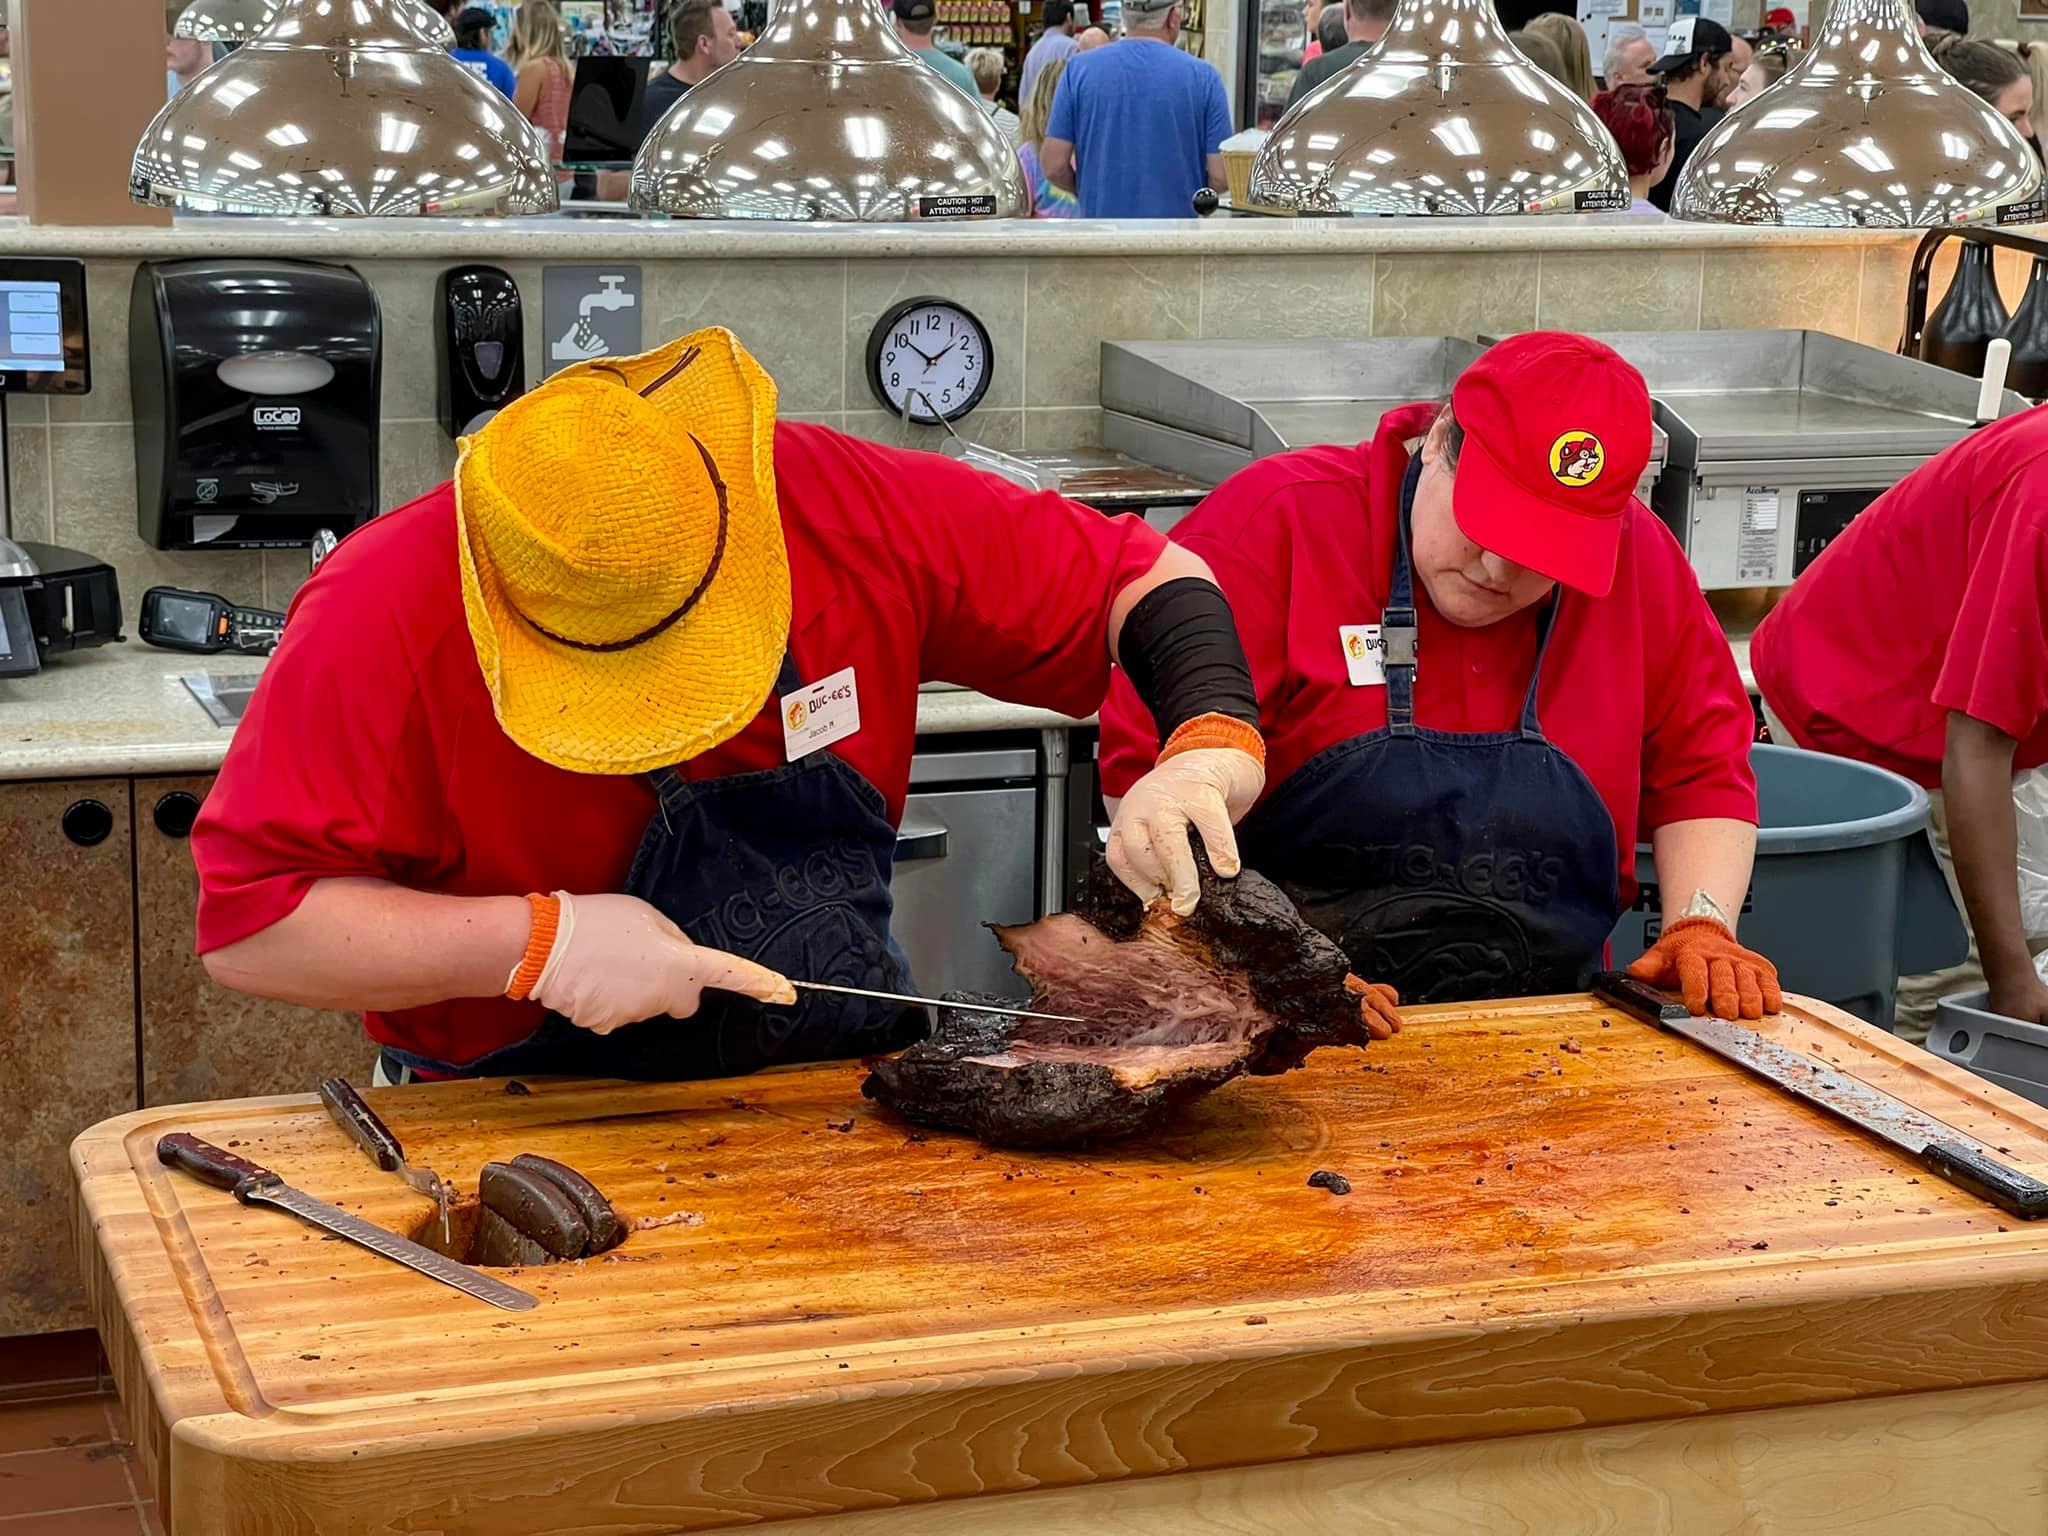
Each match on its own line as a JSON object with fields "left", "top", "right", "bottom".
{"left": 1345, "top": 973, "right": 1403, "bottom": 1041}
{"left": 1626, "top": 916, "right": 1783, "bottom": 1020}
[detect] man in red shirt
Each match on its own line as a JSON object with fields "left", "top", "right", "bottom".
{"left": 192, "top": 330, "right": 1267, "bottom": 1082}
{"left": 1753, "top": 409, "right": 2048, "bottom": 1040}
{"left": 1101, "top": 332, "right": 1777, "bottom": 1019}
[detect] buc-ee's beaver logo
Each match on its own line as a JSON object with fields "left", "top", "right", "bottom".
{"left": 1549, "top": 431, "right": 1605, "bottom": 487}
{"left": 786, "top": 699, "right": 809, "bottom": 731}
{"left": 1345, "top": 633, "right": 1368, "bottom": 660}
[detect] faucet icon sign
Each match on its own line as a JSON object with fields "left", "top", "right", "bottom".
{"left": 553, "top": 274, "right": 639, "bottom": 364}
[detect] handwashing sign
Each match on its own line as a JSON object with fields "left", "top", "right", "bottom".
{"left": 541, "top": 266, "right": 644, "bottom": 375}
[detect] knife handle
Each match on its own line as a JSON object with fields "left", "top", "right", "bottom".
{"left": 1591, "top": 970, "right": 1690, "bottom": 1024}
{"left": 1925, "top": 1141, "right": 2048, "bottom": 1220}
{"left": 319, "top": 1078, "right": 403, "bottom": 1172}
{"left": 157, "top": 1133, "right": 281, "bottom": 1201}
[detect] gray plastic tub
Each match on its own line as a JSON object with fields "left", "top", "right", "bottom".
{"left": 1608, "top": 744, "right": 1967, "bottom": 1027}
{"left": 1930, "top": 991, "right": 2048, "bottom": 1109}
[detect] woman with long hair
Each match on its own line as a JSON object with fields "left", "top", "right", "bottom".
{"left": 1927, "top": 30, "right": 2035, "bottom": 145}
{"left": 1591, "top": 82, "right": 1675, "bottom": 214}
{"left": 508, "top": 0, "right": 574, "bottom": 159}
{"left": 1524, "top": 11, "right": 1593, "bottom": 100}
{"left": 1017, "top": 54, "right": 1079, "bottom": 217}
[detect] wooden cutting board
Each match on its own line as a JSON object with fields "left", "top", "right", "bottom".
{"left": 74, "top": 992, "right": 2048, "bottom": 1536}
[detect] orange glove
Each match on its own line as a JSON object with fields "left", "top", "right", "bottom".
{"left": 1345, "top": 973, "right": 1403, "bottom": 1040}
{"left": 1626, "top": 917, "right": 1782, "bottom": 1020}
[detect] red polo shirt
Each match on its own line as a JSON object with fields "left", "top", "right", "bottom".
{"left": 1751, "top": 407, "right": 2048, "bottom": 788}
{"left": 193, "top": 421, "right": 1166, "bottom": 1068}
{"left": 1100, "top": 404, "right": 1757, "bottom": 909}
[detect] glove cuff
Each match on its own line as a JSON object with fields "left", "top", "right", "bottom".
{"left": 1159, "top": 711, "right": 1266, "bottom": 770}
{"left": 505, "top": 892, "right": 564, "bottom": 1000}
{"left": 1658, "top": 915, "right": 1731, "bottom": 944}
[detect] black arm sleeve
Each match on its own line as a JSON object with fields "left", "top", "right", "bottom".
{"left": 1118, "top": 577, "right": 1261, "bottom": 745}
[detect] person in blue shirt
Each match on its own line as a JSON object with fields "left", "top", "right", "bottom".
{"left": 452, "top": 6, "right": 520, "bottom": 99}
{"left": 1040, "top": 0, "right": 1229, "bottom": 218}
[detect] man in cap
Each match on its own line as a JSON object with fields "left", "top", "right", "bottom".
{"left": 893, "top": 0, "right": 983, "bottom": 97}
{"left": 1041, "top": 0, "right": 1230, "bottom": 216}
{"left": 1101, "top": 332, "right": 1779, "bottom": 1030}
{"left": 194, "top": 331, "right": 1270, "bottom": 1083}
{"left": 1646, "top": 16, "right": 1739, "bottom": 210}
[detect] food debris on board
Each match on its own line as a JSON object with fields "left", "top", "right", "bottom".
{"left": 631, "top": 1211, "right": 707, "bottom": 1231}
{"left": 1307, "top": 1170, "right": 1352, "bottom": 1196}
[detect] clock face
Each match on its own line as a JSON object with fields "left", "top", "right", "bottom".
{"left": 867, "top": 297, "right": 993, "bottom": 424}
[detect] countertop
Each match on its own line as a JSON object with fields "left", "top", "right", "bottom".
{"left": 0, "top": 644, "right": 1082, "bottom": 783}
{"left": 0, "top": 211, "right": 1922, "bottom": 262}
{"left": 0, "top": 618, "right": 1763, "bottom": 783}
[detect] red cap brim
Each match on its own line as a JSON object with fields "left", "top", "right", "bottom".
{"left": 1450, "top": 434, "right": 1621, "bottom": 599}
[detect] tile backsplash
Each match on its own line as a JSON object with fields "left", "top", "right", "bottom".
{"left": 9, "top": 240, "right": 1912, "bottom": 625}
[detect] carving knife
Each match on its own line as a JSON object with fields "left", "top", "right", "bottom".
{"left": 157, "top": 1134, "right": 537, "bottom": 1310}
{"left": 318, "top": 1077, "right": 454, "bottom": 1246}
{"left": 788, "top": 979, "right": 1088, "bottom": 1025}
{"left": 1592, "top": 971, "right": 2048, "bottom": 1220}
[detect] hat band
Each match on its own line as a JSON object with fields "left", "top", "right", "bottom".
{"left": 515, "top": 433, "right": 732, "bottom": 656}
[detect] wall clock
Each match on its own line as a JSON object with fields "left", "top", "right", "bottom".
{"left": 865, "top": 295, "right": 993, "bottom": 425}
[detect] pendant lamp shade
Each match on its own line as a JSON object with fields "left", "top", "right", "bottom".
{"left": 629, "top": 0, "right": 1026, "bottom": 221}
{"left": 1246, "top": 0, "right": 1629, "bottom": 216}
{"left": 132, "top": 0, "right": 557, "bottom": 217}
{"left": 1670, "top": 0, "right": 2041, "bottom": 226}
{"left": 174, "top": 0, "right": 280, "bottom": 41}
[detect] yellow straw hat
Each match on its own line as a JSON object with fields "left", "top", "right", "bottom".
{"left": 455, "top": 327, "right": 791, "bottom": 775}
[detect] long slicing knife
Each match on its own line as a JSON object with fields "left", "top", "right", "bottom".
{"left": 1592, "top": 972, "right": 2048, "bottom": 1220}
{"left": 157, "top": 1134, "right": 537, "bottom": 1311}
{"left": 318, "top": 1077, "right": 454, "bottom": 1245}
{"left": 788, "top": 979, "right": 1088, "bottom": 1024}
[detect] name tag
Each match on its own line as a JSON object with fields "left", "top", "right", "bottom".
{"left": 1338, "top": 625, "right": 1385, "bottom": 687}
{"left": 781, "top": 666, "right": 860, "bottom": 760}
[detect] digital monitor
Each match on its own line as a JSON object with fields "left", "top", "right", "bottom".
{"left": 0, "top": 259, "right": 89, "bottom": 396}
{"left": 563, "top": 56, "right": 650, "bottom": 165}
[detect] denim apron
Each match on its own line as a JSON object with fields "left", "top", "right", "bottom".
{"left": 384, "top": 655, "right": 920, "bottom": 1081}
{"left": 1236, "top": 459, "right": 1620, "bottom": 1004}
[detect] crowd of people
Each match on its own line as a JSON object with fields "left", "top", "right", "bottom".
{"left": 141, "top": 0, "right": 2048, "bottom": 221}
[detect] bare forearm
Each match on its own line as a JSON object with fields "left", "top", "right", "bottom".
{"left": 202, "top": 878, "right": 531, "bottom": 1012}
{"left": 1945, "top": 711, "right": 2029, "bottom": 989}
{"left": 1651, "top": 817, "right": 1757, "bottom": 931}
{"left": 1042, "top": 139, "right": 1077, "bottom": 192}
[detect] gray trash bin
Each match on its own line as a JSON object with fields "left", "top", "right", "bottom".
{"left": 1930, "top": 991, "right": 2048, "bottom": 1108}
{"left": 1608, "top": 744, "right": 1968, "bottom": 1027}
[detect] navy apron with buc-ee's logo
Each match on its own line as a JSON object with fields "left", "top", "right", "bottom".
{"left": 1236, "top": 457, "right": 1620, "bottom": 1005}
{"left": 383, "top": 655, "right": 921, "bottom": 1081}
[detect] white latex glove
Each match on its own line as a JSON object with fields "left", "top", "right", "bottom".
{"left": 1106, "top": 747, "right": 1265, "bottom": 916}
{"left": 524, "top": 892, "right": 797, "bottom": 1035}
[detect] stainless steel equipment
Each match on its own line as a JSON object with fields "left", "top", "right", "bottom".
{"left": 894, "top": 746, "right": 1042, "bottom": 1002}
{"left": 133, "top": 0, "right": 557, "bottom": 217}
{"left": 1248, "top": 0, "right": 1630, "bottom": 216}
{"left": 1562, "top": 330, "right": 2027, "bottom": 589}
{"left": 1098, "top": 335, "right": 1668, "bottom": 502}
{"left": 943, "top": 440, "right": 1212, "bottom": 533}
{"left": 1101, "top": 336, "right": 1484, "bottom": 484}
{"left": 1672, "top": 0, "right": 2042, "bottom": 228}
{"left": 629, "top": 0, "right": 1026, "bottom": 221}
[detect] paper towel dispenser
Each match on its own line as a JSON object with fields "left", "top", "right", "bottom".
{"left": 131, "top": 259, "right": 382, "bottom": 550}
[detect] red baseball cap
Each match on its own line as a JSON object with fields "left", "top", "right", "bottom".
{"left": 1447, "top": 331, "right": 1652, "bottom": 599}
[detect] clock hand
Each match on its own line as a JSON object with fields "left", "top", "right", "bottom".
{"left": 906, "top": 341, "right": 940, "bottom": 365}
{"left": 928, "top": 338, "right": 963, "bottom": 364}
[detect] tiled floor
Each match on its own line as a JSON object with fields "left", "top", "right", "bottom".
{"left": 0, "top": 1388, "right": 163, "bottom": 1534}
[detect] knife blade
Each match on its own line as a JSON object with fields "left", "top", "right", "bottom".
{"left": 318, "top": 1077, "right": 453, "bottom": 1246}
{"left": 157, "top": 1134, "right": 536, "bottom": 1310}
{"left": 788, "top": 979, "right": 1088, "bottom": 1025}
{"left": 1592, "top": 971, "right": 2048, "bottom": 1220}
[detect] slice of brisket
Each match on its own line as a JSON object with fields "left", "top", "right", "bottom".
{"left": 863, "top": 840, "right": 1364, "bottom": 1147}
